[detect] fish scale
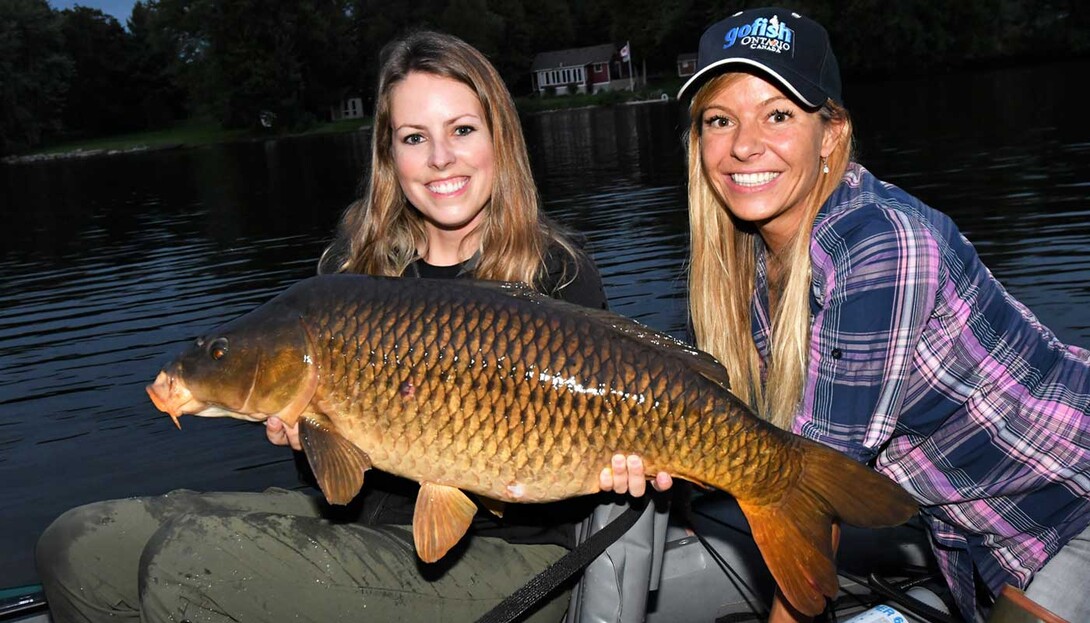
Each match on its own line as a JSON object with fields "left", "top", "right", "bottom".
{"left": 325, "top": 282, "right": 744, "bottom": 499}
{"left": 146, "top": 273, "right": 919, "bottom": 616}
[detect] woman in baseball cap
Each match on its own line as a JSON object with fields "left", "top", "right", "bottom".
{"left": 680, "top": 7, "right": 1090, "bottom": 623}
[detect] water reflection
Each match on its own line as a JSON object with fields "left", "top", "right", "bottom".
{"left": 1, "top": 61, "right": 1089, "bottom": 588}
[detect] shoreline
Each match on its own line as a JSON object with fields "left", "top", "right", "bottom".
{"left": 1, "top": 143, "right": 181, "bottom": 165}
{"left": 2, "top": 93, "right": 674, "bottom": 165}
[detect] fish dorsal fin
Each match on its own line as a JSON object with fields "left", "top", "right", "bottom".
{"left": 299, "top": 414, "right": 372, "bottom": 505}
{"left": 464, "top": 279, "right": 731, "bottom": 390}
{"left": 413, "top": 482, "right": 478, "bottom": 563}
{"left": 599, "top": 314, "right": 730, "bottom": 390}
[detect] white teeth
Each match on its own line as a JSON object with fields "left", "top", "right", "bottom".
{"left": 427, "top": 178, "right": 468, "bottom": 194}
{"left": 731, "top": 172, "right": 779, "bottom": 186}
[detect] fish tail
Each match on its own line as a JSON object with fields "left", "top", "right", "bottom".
{"left": 738, "top": 490, "right": 838, "bottom": 616}
{"left": 738, "top": 438, "right": 918, "bottom": 616}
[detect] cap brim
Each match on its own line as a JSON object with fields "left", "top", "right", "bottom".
{"left": 676, "top": 57, "right": 824, "bottom": 108}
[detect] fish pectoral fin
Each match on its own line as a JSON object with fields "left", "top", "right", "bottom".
{"left": 413, "top": 483, "right": 477, "bottom": 563}
{"left": 478, "top": 495, "right": 506, "bottom": 518}
{"left": 299, "top": 415, "right": 372, "bottom": 506}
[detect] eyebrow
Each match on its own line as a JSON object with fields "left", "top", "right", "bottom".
{"left": 760, "top": 95, "right": 792, "bottom": 107}
{"left": 394, "top": 113, "right": 483, "bottom": 132}
{"left": 703, "top": 94, "right": 793, "bottom": 115}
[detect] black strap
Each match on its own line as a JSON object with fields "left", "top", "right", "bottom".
{"left": 867, "top": 573, "right": 959, "bottom": 623}
{"left": 475, "top": 501, "right": 646, "bottom": 623}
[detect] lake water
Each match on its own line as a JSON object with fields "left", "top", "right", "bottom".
{"left": 1, "top": 60, "right": 1088, "bottom": 589}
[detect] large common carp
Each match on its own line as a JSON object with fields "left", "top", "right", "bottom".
{"left": 146, "top": 274, "right": 916, "bottom": 616}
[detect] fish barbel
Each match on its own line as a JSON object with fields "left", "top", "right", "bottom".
{"left": 146, "top": 274, "right": 916, "bottom": 615}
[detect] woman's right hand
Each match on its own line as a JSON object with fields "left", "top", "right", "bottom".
{"left": 265, "top": 416, "right": 302, "bottom": 451}
{"left": 599, "top": 454, "right": 673, "bottom": 497}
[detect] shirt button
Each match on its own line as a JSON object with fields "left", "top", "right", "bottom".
{"left": 831, "top": 348, "right": 843, "bottom": 359}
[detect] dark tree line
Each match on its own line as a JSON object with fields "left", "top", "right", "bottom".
{"left": 1, "top": 0, "right": 1087, "bottom": 155}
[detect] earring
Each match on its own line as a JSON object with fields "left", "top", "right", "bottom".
{"left": 821, "top": 156, "right": 829, "bottom": 175}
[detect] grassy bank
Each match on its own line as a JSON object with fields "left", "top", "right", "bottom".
{"left": 515, "top": 81, "right": 679, "bottom": 113}
{"left": 14, "top": 79, "right": 682, "bottom": 161}
{"left": 26, "top": 117, "right": 372, "bottom": 157}
{"left": 32, "top": 120, "right": 250, "bottom": 155}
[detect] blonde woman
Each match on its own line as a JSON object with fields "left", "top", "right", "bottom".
{"left": 38, "top": 31, "right": 668, "bottom": 623}
{"left": 679, "top": 7, "right": 1090, "bottom": 623}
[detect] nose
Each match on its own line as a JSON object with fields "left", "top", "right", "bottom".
{"left": 730, "top": 121, "right": 764, "bottom": 162}
{"left": 428, "top": 136, "right": 455, "bottom": 169}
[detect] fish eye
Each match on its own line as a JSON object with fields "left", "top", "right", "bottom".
{"left": 209, "top": 337, "right": 229, "bottom": 360}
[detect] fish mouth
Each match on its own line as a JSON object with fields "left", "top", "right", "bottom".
{"left": 146, "top": 371, "right": 203, "bottom": 429}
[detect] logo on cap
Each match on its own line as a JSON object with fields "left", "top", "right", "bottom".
{"left": 723, "top": 15, "right": 793, "bottom": 55}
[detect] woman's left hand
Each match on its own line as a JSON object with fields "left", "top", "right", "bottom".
{"left": 265, "top": 416, "right": 302, "bottom": 451}
{"left": 599, "top": 454, "right": 674, "bottom": 497}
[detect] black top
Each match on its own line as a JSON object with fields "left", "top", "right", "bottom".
{"left": 410, "top": 245, "right": 608, "bottom": 311}
{"left": 304, "top": 244, "right": 608, "bottom": 550}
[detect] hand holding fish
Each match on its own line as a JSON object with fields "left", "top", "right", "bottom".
{"left": 266, "top": 416, "right": 302, "bottom": 450}
{"left": 600, "top": 454, "right": 673, "bottom": 497}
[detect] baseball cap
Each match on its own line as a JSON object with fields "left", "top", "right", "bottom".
{"left": 677, "top": 7, "right": 841, "bottom": 108}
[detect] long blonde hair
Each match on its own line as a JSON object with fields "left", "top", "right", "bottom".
{"left": 686, "top": 72, "right": 854, "bottom": 429}
{"left": 319, "top": 30, "right": 579, "bottom": 285}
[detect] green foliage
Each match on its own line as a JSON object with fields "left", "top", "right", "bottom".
{"left": 442, "top": 0, "right": 504, "bottom": 58}
{"left": 0, "top": 0, "right": 72, "bottom": 154}
{"left": 126, "top": 1, "right": 187, "bottom": 127}
{"left": 591, "top": 88, "right": 628, "bottom": 105}
{"left": 488, "top": 0, "right": 532, "bottom": 91}
{"left": 57, "top": 7, "right": 135, "bottom": 136}
{"left": 138, "top": 0, "right": 218, "bottom": 121}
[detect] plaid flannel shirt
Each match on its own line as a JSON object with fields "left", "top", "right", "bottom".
{"left": 751, "top": 163, "right": 1090, "bottom": 620}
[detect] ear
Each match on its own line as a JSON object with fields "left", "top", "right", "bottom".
{"left": 820, "top": 117, "right": 847, "bottom": 159}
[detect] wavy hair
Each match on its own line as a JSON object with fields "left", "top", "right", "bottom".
{"left": 319, "top": 30, "right": 580, "bottom": 287}
{"left": 685, "top": 72, "right": 854, "bottom": 429}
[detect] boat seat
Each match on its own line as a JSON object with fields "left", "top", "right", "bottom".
{"left": 987, "top": 585, "right": 1069, "bottom": 623}
{"left": 565, "top": 493, "right": 671, "bottom": 623}
{"left": 565, "top": 489, "right": 1071, "bottom": 623}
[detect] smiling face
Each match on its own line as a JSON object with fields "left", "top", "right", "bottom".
{"left": 698, "top": 73, "right": 842, "bottom": 254}
{"left": 389, "top": 72, "right": 495, "bottom": 259}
